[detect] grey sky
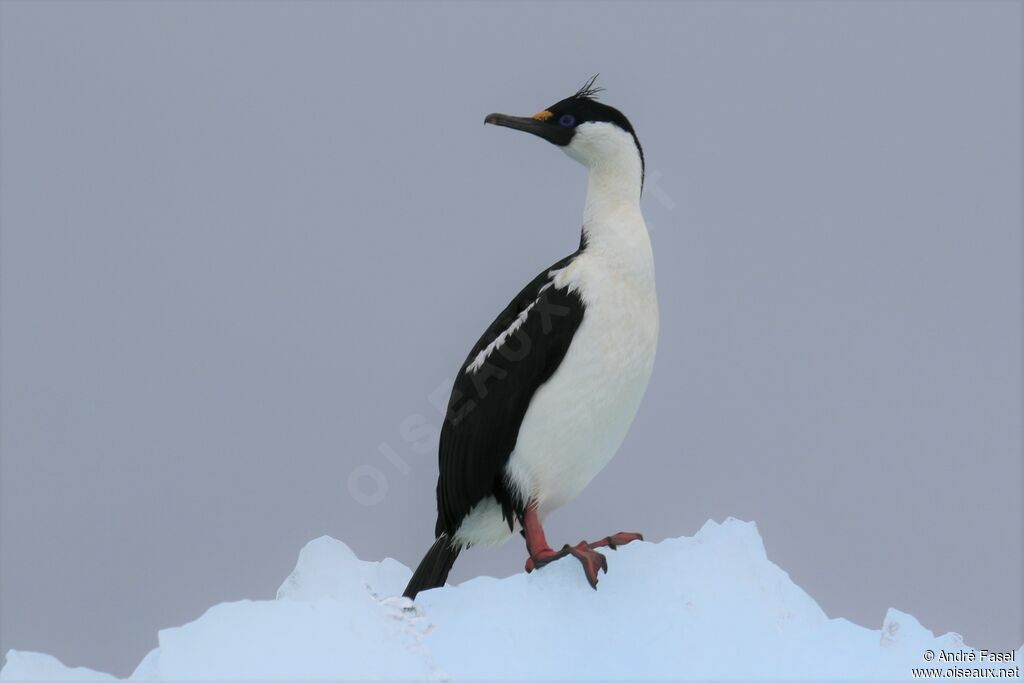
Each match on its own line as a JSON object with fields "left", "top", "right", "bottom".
{"left": 1, "top": 1, "right": 1021, "bottom": 677}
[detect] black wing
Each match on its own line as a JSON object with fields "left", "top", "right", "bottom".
{"left": 435, "top": 253, "right": 586, "bottom": 539}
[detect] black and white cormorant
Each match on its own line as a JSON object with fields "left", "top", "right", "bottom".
{"left": 404, "top": 78, "right": 659, "bottom": 599}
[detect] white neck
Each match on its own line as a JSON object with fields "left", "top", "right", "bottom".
{"left": 564, "top": 123, "right": 652, "bottom": 277}
{"left": 582, "top": 149, "right": 643, "bottom": 233}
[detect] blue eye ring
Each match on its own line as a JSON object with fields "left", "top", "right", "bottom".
{"left": 558, "top": 114, "right": 576, "bottom": 127}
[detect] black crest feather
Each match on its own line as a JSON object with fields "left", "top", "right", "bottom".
{"left": 573, "top": 74, "right": 604, "bottom": 101}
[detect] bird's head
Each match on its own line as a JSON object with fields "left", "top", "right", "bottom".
{"left": 484, "top": 76, "right": 644, "bottom": 184}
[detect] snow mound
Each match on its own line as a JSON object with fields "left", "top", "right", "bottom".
{"left": 3, "top": 519, "right": 1020, "bottom": 681}
{"left": 0, "top": 653, "right": 116, "bottom": 682}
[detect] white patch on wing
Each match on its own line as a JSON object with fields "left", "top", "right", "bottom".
{"left": 464, "top": 278, "right": 560, "bottom": 375}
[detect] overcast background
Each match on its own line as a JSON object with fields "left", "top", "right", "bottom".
{"left": 1, "top": 0, "right": 1021, "bottom": 676}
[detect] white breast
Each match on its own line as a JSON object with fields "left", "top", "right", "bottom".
{"left": 505, "top": 247, "right": 659, "bottom": 520}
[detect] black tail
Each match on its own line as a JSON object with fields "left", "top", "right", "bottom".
{"left": 403, "top": 534, "right": 460, "bottom": 599}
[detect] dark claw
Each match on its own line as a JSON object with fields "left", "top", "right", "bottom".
{"left": 524, "top": 532, "right": 642, "bottom": 589}
{"left": 566, "top": 542, "right": 607, "bottom": 589}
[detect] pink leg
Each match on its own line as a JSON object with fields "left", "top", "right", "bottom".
{"left": 519, "top": 504, "right": 642, "bottom": 589}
